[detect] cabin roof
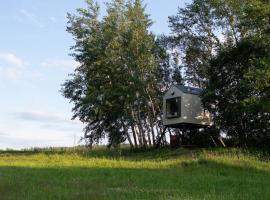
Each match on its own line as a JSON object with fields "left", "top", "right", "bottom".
{"left": 174, "top": 85, "right": 203, "bottom": 95}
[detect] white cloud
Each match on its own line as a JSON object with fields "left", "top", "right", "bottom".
{"left": 14, "top": 111, "right": 80, "bottom": 125}
{"left": 41, "top": 59, "right": 79, "bottom": 69}
{"left": 0, "top": 111, "right": 84, "bottom": 149}
{"left": 49, "top": 16, "right": 57, "bottom": 23}
{"left": 19, "top": 9, "right": 33, "bottom": 18}
{"left": 40, "top": 124, "right": 82, "bottom": 134}
{"left": 19, "top": 9, "right": 45, "bottom": 28}
{"left": 0, "top": 131, "right": 6, "bottom": 136}
{"left": 0, "top": 53, "right": 23, "bottom": 66}
{"left": 0, "top": 53, "right": 44, "bottom": 80}
{"left": 0, "top": 53, "right": 25, "bottom": 79}
{"left": 0, "top": 67, "right": 20, "bottom": 79}
{"left": 0, "top": 129, "right": 78, "bottom": 150}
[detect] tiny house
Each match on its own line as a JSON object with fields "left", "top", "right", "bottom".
{"left": 163, "top": 85, "right": 212, "bottom": 128}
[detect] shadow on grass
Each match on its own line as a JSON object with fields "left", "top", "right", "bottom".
{"left": 0, "top": 158, "right": 269, "bottom": 200}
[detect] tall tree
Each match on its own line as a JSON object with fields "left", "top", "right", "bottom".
{"left": 202, "top": 35, "right": 270, "bottom": 147}
{"left": 167, "top": 0, "right": 270, "bottom": 147}
{"left": 167, "top": 0, "right": 261, "bottom": 87}
{"left": 61, "top": 0, "right": 164, "bottom": 148}
{"left": 201, "top": 1, "right": 270, "bottom": 147}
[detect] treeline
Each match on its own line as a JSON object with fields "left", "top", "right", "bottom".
{"left": 62, "top": 0, "right": 270, "bottom": 148}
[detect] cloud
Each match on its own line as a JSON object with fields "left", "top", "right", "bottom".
{"left": 40, "top": 124, "right": 82, "bottom": 133}
{"left": 0, "top": 131, "right": 77, "bottom": 150}
{"left": 0, "top": 67, "right": 20, "bottom": 79}
{"left": 19, "top": 9, "right": 45, "bottom": 28}
{"left": 49, "top": 17, "right": 57, "bottom": 23}
{"left": 0, "top": 53, "right": 23, "bottom": 66}
{"left": 14, "top": 111, "right": 83, "bottom": 132}
{"left": 1, "top": 111, "right": 83, "bottom": 149}
{"left": 41, "top": 59, "right": 79, "bottom": 69}
{"left": 15, "top": 111, "right": 76, "bottom": 124}
{"left": 0, "top": 131, "right": 6, "bottom": 136}
{"left": 0, "top": 53, "right": 25, "bottom": 79}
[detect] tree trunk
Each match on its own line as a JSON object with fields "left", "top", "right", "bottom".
{"left": 144, "top": 118, "right": 152, "bottom": 146}
{"left": 131, "top": 125, "right": 138, "bottom": 148}
{"left": 126, "top": 131, "right": 134, "bottom": 149}
{"left": 121, "top": 120, "right": 134, "bottom": 149}
{"left": 136, "top": 105, "right": 147, "bottom": 147}
{"left": 131, "top": 107, "right": 143, "bottom": 146}
{"left": 148, "top": 114, "right": 156, "bottom": 145}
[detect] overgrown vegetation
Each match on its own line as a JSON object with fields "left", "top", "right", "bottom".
{"left": 168, "top": 0, "right": 270, "bottom": 147}
{"left": 61, "top": 0, "right": 270, "bottom": 148}
{"left": 61, "top": 0, "right": 172, "bottom": 148}
{"left": 202, "top": 36, "right": 270, "bottom": 147}
{"left": 0, "top": 147, "right": 270, "bottom": 200}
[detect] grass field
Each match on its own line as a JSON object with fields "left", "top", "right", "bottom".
{"left": 0, "top": 147, "right": 269, "bottom": 200}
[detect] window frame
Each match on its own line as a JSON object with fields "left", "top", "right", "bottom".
{"left": 166, "top": 97, "right": 181, "bottom": 119}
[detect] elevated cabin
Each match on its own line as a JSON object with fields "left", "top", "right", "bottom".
{"left": 163, "top": 85, "right": 212, "bottom": 129}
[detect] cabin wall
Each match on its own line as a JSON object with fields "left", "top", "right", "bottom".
{"left": 181, "top": 93, "right": 211, "bottom": 126}
{"left": 163, "top": 86, "right": 211, "bottom": 127}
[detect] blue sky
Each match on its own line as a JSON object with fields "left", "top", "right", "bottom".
{"left": 0, "top": 0, "right": 189, "bottom": 149}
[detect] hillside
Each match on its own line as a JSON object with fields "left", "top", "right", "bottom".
{"left": 0, "top": 147, "right": 269, "bottom": 200}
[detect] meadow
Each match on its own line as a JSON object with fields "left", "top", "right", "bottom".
{"left": 0, "top": 147, "right": 269, "bottom": 200}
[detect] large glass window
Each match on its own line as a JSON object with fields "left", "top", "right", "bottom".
{"left": 166, "top": 97, "right": 181, "bottom": 118}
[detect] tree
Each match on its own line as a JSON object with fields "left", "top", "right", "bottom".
{"left": 167, "top": 0, "right": 264, "bottom": 87}
{"left": 167, "top": 0, "right": 270, "bottom": 147}
{"left": 202, "top": 35, "right": 270, "bottom": 147}
{"left": 61, "top": 0, "right": 165, "bottom": 148}
{"left": 199, "top": 0, "right": 270, "bottom": 147}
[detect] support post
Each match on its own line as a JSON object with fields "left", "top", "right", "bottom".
{"left": 155, "top": 126, "right": 167, "bottom": 148}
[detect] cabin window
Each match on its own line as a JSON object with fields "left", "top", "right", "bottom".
{"left": 166, "top": 97, "right": 181, "bottom": 118}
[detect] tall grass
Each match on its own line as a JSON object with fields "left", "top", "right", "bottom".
{"left": 0, "top": 147, "right": 269, "bottom": 200}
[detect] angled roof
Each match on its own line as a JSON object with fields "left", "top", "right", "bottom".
{"left": 174, "top": 85, "right": 203, "bottom": 95}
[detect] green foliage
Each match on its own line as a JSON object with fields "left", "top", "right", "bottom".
{"left": 62, "top": 0, "right": 270, "bottom": 148}
{"left": 240, "top": 0, "right": 270, "bottom": 36}
{"left": 202, "top": 36, "right": 270, "bottom": 147}
{"left": 168, "top": 0, "right": 270, "bottom": 147}
{"left": 167, "top": 0, "right": 267, "bottom": 87}
{"left": 62, "top": 0, "right": 166, "bottom": 147}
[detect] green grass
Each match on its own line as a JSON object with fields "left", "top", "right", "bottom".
{"left": 0, "top": 147, "right": 269, "bottom": 200}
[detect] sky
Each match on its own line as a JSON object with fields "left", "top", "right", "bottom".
{"left": 0, "top": 0, "right": 189, "bottom": 149}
